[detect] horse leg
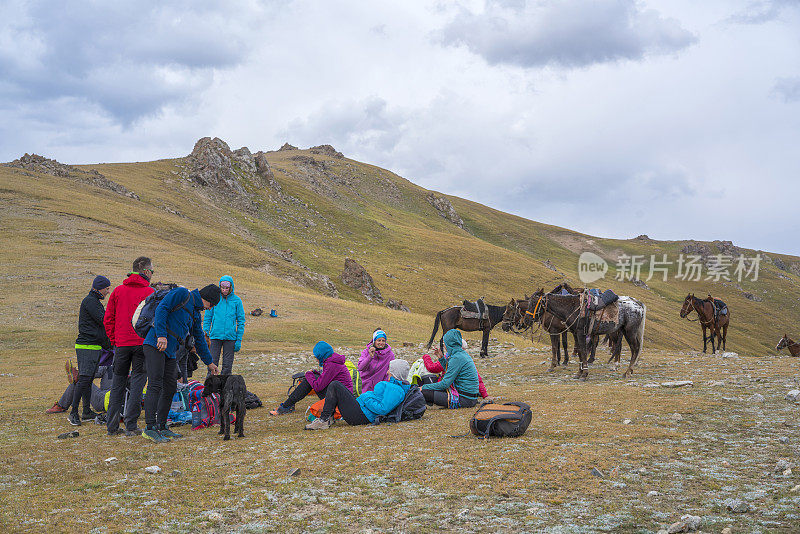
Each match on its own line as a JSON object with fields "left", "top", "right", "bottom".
{"left": 722, "top": 323, "right": 728, "bottom": 352}
{"left": 622, "top": 325, "right": 641, "bottom": 378}
{"left": 480, "top": 328, "right": 489, "bottom": 358}
{"left": 573, "top": 329, "right": 589, "bottom": 380}
{"left": 549, "top": 334, "right": 559, "bottom": 371}
{"left": 562, "top": 332, "right": 570, "bottom": 366}
{"left": 702, "top": 325, "right": 707, "bottom": 353}
{"left": 710, "top": 327, "right": 716, "bottom": 354}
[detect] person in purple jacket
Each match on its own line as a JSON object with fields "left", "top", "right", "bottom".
{"left": 358, "top": 329, "right": 395, "bottom": 393}
{"left": 269, "top": 341, "right": 353, "bottom": 415}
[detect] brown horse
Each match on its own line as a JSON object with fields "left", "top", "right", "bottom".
{"left": 502, "top": 297, "right": 572, "bottom": 367}
{"left": 426, "top": 302, "right": 506, "bottom": 358}
{"left": 776, "top": 334, "right": 800, "bottom": 357}
{"left": 679, "top": 294, "right": 729, "bottom": 353}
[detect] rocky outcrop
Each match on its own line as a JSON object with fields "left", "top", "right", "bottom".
{"left": 386, "top": 299, "right": 410, "bottom": 312}
{"left": 254, "top": 151, "right": 275, "bottom": 180}
{"left": 630, "top": 277, "right": 650, "bottom": 290}
{"left": 182, "top": 137, "right": 246, "bottom": 195}
{"left": 427, "top": 192, "right": 464, "bottom": 229}
{"left": 543, "top": 260, "right": 559, "bottom": 272}
{"left": 341, "top": 258, "right": 383, "bottom": 303}
{"left": 5, "top": 153, "right": 139, "bottom": 200}
{"left": 681, "top": 241, "right": 712, "bottom": 257}
{"left": 310, "top": 144, "right": 344, "bottom": 159}
{"left": 278, "top": 143, "right": 298, "bottom": 151}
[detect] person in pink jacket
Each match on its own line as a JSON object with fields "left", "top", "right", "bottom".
{"left": 358, "top": 329, "right": 395, "bottom": 393}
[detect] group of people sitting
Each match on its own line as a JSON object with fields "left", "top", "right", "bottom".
{"left": 49, "top": 255, "right": 491, "bottom": 440}
{"left": 269, "top": 328, "right": 490, "bottom": 431}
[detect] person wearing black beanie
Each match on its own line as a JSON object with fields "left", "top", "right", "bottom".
{"left": 199, "top": 284, "right": 222, "bottom": 308}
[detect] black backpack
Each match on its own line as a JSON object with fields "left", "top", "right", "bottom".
{"left": 469, "top": 401, "right": 532, "bottom": 438}
{"left": 375, "top": 383, "right": 427, "bottom": 424}
{"left": 131, "top": 287, "right": 191, "bottom": 341}
{"left": 244, "top": 390, "right": 263, "bottom": 409}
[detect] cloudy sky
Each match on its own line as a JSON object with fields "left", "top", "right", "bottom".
{"left": 2, "top": 0, "right": 799, "bottom": 255}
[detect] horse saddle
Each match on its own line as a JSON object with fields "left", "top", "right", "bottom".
{"left": 712, "top": 299, "right": 728, "bottom": 317}
{"left": 586, "top": 289, "right": 618, "bottom": 312}
{"left": 461, "top": 299, "right": 488, "bottom": 320}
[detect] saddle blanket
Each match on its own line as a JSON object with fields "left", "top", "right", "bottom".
{"left": 460, "top": 308, "right": 488, "bottom": 320}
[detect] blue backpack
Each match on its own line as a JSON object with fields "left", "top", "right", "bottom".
{"left": 131, "top": 286, "right": 191, "bottom": 341}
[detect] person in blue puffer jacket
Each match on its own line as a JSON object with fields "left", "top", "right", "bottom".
{"left": 304, "top": 359, "right": 411, "bottom": 430}
{"left": 202, "top": 275, "right": 245, "bottom": 376}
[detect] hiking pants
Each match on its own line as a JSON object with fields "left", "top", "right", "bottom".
{"left": 60, "top": 365, "right": 111, "bottom": 411}
{"left": 422, "top": 388, "right": 478, "bottom": 409}
{"left": 72, "top": 347, "right": 100, "bottom": 417}
{"left": 209, "top": 339, "right": 235, "bottom": 375}
{"left": 176, "top": 348, "right": 189, "bottom": 383}
{"left": 283, "top": 377, "right": 327, "bottom": 409}
{"left": 143, "top": 344, "right": 177, "bottom": 429}
{"left": 107, "top": 345, "right": 147, "bottom": 433}
{"left": 321, "top": 381, "right": 370, "bottom": 426}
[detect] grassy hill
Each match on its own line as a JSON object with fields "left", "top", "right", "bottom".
{"left": 1, "top": 138, "right": 797, "bottom": 358}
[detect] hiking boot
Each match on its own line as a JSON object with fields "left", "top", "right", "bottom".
{"left": 107, "top": 429, "right": 125, "bottom": 436}
{"left": 46, "top": 402, "right": 66, "bottom": 414}
{"left": 304, "top": 417, "right": 334, "bottom": 430}
{"left": 94, "top": 413, "right": 107, "bottom": 425}
{"left": 81, "top": 410, "right": 100, "bottom": 421}
{"left": 124, "top": 428, "right": 143, "bottom": 437}
{"left": 67, "top": 413, "right": 82, "bottom": 426}
{"left": 141, "top": 428, "right": 170, "bottom": 443}
{"left": 269, "top": 403, "right": 294, "bottom": 416}
{"left": 159, "top": 427, "right": 183, "bottom": 439}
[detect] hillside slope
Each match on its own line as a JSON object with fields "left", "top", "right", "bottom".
{"left": 1, "top": 138, "right": 798, "bottom": 357}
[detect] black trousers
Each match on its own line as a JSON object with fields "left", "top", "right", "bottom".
{"left": 422, "top": 388, "right": 478, "bottom": 409}
{"left": 72, "top": 348, "right": 100, "bottom": 417}
{"left": 283, "top": 377, "right": 326, "bottom": 409}
{"left": 143, "top": 345, "right": 177, "bottom": 429}
{"left": 321, "top": 381, "right": 370, "bottom": 426}
{"left": 107, "top": 344, "right": 147, "bottom": 432}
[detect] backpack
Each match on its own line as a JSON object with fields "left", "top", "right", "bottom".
{"left": 244, "top": 390, "right": 263, "bottom": 410}
{"left": 409, "top": 358, "right": 438, "bottom": 386}
{"left": 375, "top": 383, "right": 427, "bottom": 424}
{"left": 345, "top": 360, "right": 362, "bottom": 397}
{"left": 469, "top": 401, "right": 532, "bottom": 438}
{"left": 131, "top": 286, "right": 191, "bottom": 340}
{"left": 305, "top": 399, "right": 342, "bottom": 421}
{"left": 191, "top": 393, "right": 220, "bottom": 429}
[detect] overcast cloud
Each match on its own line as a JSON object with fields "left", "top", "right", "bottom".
{"left": 1, "top": 0, "right": 799, "bottom": 256}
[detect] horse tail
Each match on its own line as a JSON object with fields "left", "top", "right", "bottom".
{"left": 636, "top": 304, "right": 647, "bottom": 352}
{"left": 426, "top": 310, "right": 442, "bottom": 349}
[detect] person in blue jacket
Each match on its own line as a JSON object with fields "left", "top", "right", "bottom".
{"left": 142, "top": 284, "right": 221, "bottom": 443}
{"left": 305, "top": 359, "right": 411, "bottom": 430}
{"left": 202, "top": 275, "right": 245, "bottom": 376}
{"left": 421, "top": 329, "right": 479, "bottom": 409}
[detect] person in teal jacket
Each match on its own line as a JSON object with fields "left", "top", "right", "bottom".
{"left": 202, "top": 275, "right": 245, "bottom": 375}
{"left": 304, "top": 359, "right": 411, "bottom": 430}
{"left": 421, "top": 329, "right": 479, "bottom": 409}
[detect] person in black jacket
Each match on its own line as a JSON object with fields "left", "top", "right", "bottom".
{"left": 70, "top": 276, "right": 112, "bottom": 426}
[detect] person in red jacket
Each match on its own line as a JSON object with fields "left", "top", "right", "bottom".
{"left": 423, "top": 343, "right": 490, "bottom": 399}
{"left": 103, "top": 256, "right": 155, "bottom": 436}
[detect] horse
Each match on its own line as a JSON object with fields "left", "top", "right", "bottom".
{"left": 776, "top": 334, "right": 800, "bottom": 357}
{"left": 502, "top": 297, "right": 571, "bottom": 367}
{"left": 527, "top": 290, "right": 646, "bottom": 379}
{"left": 679, "top": 294, "right": 729, "bottom": 353}
{"left": 426, "top": 302, "right": 507, "bottom": 358}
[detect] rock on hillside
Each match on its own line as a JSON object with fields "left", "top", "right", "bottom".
{"left": 310, "top": 144, "right": 344, "bottom": 159}
{"left": 180, "top": 137, "right": 277, "bottom": 206}
{"left": 5, "top": 153, "right": 140, "bottom": 199}
{"left": 341, "top": 258, "right": 383, "bottom": 303}
{"left": 427, "top": 192, "right": 464, "bottom": 229}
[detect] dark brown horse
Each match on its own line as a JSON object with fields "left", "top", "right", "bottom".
{"left": 426, "top": 302, "right": 507, "bottom": 358}
{"left": 776, "top": 334, "right": 800, "bottom": 357}
{"left": 679, "top": 294, "right": 729, "bottom": 353}
{"left": 502, "top": 297, "right": 571, "bottom": 367}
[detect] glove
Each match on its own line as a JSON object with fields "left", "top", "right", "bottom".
{"left": 234, "top": 340, "right": 241, "bottom": 353}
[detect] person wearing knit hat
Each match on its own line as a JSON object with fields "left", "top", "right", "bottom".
{"left": 305, "top": 357, "right": 412, "bottom": 430}
{"left": 68, "top": 275, "right": 113, "bottom": 426}
{"left": 358, "top": 328, "right": 396, "bottom": 393}
{"left": 269, "top": 341, "right": 354, "bottom": 416}
{"left": 140, "top": 284, "right": 219, "bottom": 443}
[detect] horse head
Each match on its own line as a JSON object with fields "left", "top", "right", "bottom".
{"left": 501, "top": 299, "right": 517, "bottom": 331}
{"left": 679, "top": 293, "right": 694, "bottom": 318}
{"left": 777, "top": 334, "right": 790, "bottom": 351}
{"left": 526, "top": 289, "right": 547, "bottom": 324}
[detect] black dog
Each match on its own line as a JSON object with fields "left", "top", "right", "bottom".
{"left": 203, "top": 374, "right": 246, "bottom": 440}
